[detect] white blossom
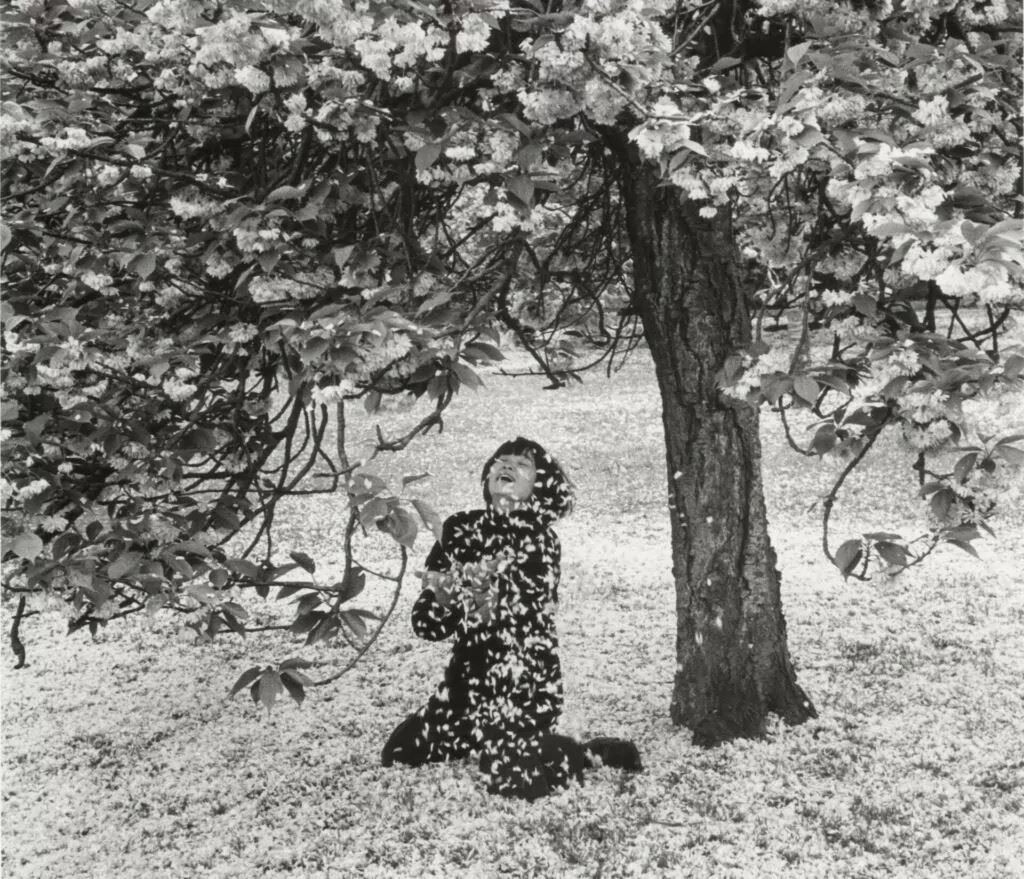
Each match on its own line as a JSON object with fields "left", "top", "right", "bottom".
{"left": 903, "top": 244, "right": 951, "bottom": 281}
{"left": 80, "top": 271, "right": 114, "bottom": 291}
{"left": 820, "top": 288, "right": 854, "bottom": 307}
{"left": 227, "top": 323, "right": 259, "bottom": 344}
{"left": 170, "top": 195, "right": 217, "bottom": 220}
{"left": 234, "top": 65, "right": 271, "bottom": 94}
{"left": 444, "top": 145, "right": 476, "bottom": 162}
{"left": 162, "top": 376, "right": 197, "bottom": 401}
{"left": 913, "top": 95, "right": 950, "bottom": 126}
{"left": 456, "top": 13, "right": 491, "bottom": 54}
{"left": 18, "top": 478, "right": 50, "bottom": 499}
{"left": 731, "top": 141, "right": 771, "bottom": 163}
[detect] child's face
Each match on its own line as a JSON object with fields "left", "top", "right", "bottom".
{"left": 487, "top": 452, "right": 536, "bottom": 507}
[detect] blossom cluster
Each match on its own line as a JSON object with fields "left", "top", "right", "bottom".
{"left": 721, "top": 346, "right": 794, "bottom": 401}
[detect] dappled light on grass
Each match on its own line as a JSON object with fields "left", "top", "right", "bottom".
{"left": 3, "top": 358, "right": 1023, "bottom": 878}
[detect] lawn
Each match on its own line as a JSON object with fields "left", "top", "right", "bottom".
{"left": 3, "top": 350, "right": 1023, "bottom": 879}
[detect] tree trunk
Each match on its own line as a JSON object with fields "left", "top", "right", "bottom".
{"left": 615, "top": 156, "right": 816, "bottom": 746}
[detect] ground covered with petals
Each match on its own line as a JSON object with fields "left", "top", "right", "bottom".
{"left": 3, "top": 356, "right": 1023, "bottom": 878}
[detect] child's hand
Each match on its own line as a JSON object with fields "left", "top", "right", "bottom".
{"left": 461, "top": 554, "right": 509, "bottom": 587}
{"left": 462, "top": 580, "right": 497, "bottom": 626}
{"left": 421, "top": 570, "right": 455, "bottom": 608}
{"left": 459, "top": 555, "right": 509, "bottom": 626}
{"left": 460, "top": 561, "right": 491, "bottom": 588}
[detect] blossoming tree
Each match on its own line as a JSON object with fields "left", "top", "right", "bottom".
{"left": 3, "top": 0, "right": 1021, "bottom": 742}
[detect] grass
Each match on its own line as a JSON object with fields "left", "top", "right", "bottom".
{"left": 2, "top": 350, "right": 1024, "bottom": 879}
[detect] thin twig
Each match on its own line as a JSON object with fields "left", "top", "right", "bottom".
{"left": 821, "top": 415, "right": 889, "bottom": 568}
{"left": 776, "top": 405, "right": 816, "bottom": 456}
{"left": 311, "top": 546, "right": 408, "bottom": 687}
{"left": 10, "top": 596, "right": 28, "bottom": 669}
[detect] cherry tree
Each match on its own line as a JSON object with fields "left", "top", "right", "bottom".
{"left": 2, "top": 0, "right": 1021, "bottom": 742}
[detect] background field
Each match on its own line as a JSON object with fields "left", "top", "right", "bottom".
{"left": 3, "top": 350, "right": 1023, "bottom": 879}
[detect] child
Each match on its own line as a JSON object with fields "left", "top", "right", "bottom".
{"left": 381, "top": 437, "right": 641, "bottom": 800}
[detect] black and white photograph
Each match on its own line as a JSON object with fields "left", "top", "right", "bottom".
{"left": 2, "top": 1, "right": 1022, "bottom": 876}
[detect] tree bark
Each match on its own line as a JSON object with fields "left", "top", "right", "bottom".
{"left": 614, "top": 154, "right": 816, "bottom": 746}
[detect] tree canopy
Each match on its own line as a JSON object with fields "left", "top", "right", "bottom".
{"left": 2, "top": 0, "right": 1021, "bottom": 710}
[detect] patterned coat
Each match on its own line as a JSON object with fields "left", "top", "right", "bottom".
{"left": 412, "top": 507, "right": 564, "bottom": 762}
{"left": 383, "top": 437, "right": 576, "bottom": 798}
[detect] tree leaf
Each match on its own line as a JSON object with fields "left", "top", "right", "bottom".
{"left": 305, "top": 615, "right": 339, "bottom": 646}
{"left": 944, "top": 524, "right": 981, "bottom": 542}
{"left": 280, "top": 673, "right": 305, "bottom": 706}
{"left": 10, "top": 532, "right": 44, "bottom": 561}
{"left": 515, "top": 141, "right": 544, "bottom": 171}
{"left": 415, "top": 141, "right": 444, "bottom": 171}
{"left": 23, "top": 413, "right": 48, "bottom": 445}
{"left": 221, "top": 601, "right": 248, "bottom": 621}
{"left": 946, "top": 538, "right": 980, "bottom": 559}
{"left": 953, "top": 452, "right": 978, "bottom": 483}
{"left": 51, "top": 531, "right": 82, "bottom": 560}
{"left": 929, "top": 488, "right": 955, "bottom": 520}
{"left": 257, "top": 670, "right": 284, "bottom": 712}
{"left": 851, "top": 294, "right": 877, "bottom": 317}
{"left": 793, "top": 126, "right": 824, "bottom": 148}
{"left": 130, "top": 252, "right": 156, "bottom": 278}
{"left": 710, "top": 55, "right": 742, "bottom": 71}
{"left": 291, "top": 611, "right": 325, "bottom": 636}
{"left": 995, "top": 445, "right": 1024, "bottom": 466}
{"left": 875, "top": 541, "right": 909, "bottom": 567}
{"left": 281, "top": 668, "right": 313, "bottom": 686}
{"left": 229, "top": 666, "right": 262, "bottom": 698}
{"left": 276, "top": 582, "right": 314, "bottom": 600}
{"left": 359, "top": 496, "right": 394, "bottom": 531}
{"left": 363, "top": 390, "right": 382, "bottom": 414}
{"left": 761, "top": 374, "right": 792, "bottom": 405}
{"left": 335, "top": 565, "right": 366, "bottom": 602}
{"left": 108, "top": 552, "right": 141, "bottom": 580}
{"left": 462, "top": 342, "right": 505, "bottom": 363}
{"left": 290, "top": 551, "right": 316, "bottom": 574}
{"left": 1000, "top": 354, "right": 1024, "bottom": 380}
{"left": 411, "top": 498, "right": 443, "bottom": 541}
{"left": 266, "top": 184, "right": 305, "bottom": 202}
{"left": 341, "top": 609, "right": 368, "bottom": 640}
{"left": 333, "top": 245, "right": 355, "bottom": 270}
{"left": 294, "top": 593, "right": 322, "bottom": 615}
{"left": 787, "top": 42, "right": 811, "bottom": 66}
{"left": 506, "top": 175, "right": 535, "bottom": 206}
{"left": 451, "top": 361, "right": 483, "bottom": 390}
{"left": 815, "top": 373, "right": 851, "bottom": 396}
{"left": 792, "top": 375, "right": 819, "bottom": 404}
{"left": 777, "top": 69, "right": 813, "bottom": 111}
{"left": 225, "top": 558, "right": 261, "bottom": 580}
{"left": 810, "top": 424, "right": 837, "bottom": 455}
{"left": 348, "top": 470, "right": 388, "bottom": 502}
{"left": 834, "top": 539, "right": 863, "bottom": 579}
{"left": 378, "top": 506, "right": 419, "bottom": 548}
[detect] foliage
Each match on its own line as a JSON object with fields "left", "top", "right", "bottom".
{"left": 2, "top": 0, "right": 1022, "bottom": 705}
{"left": 0, "top": 0, "right": 494, "bottom": 679}
{"left": 3, "top": 358, "right": 1023, "bottom": 877}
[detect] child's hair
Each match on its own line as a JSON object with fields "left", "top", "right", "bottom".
{"left": 480, "top": 436, "right": 575, "bottom": 521}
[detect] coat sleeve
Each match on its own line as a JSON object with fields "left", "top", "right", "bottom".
{"left": 411, "top": 585, "right": 461, "bottom": 641}
{"left": 410, "top": 517, "right": 462, "bottom": 641}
